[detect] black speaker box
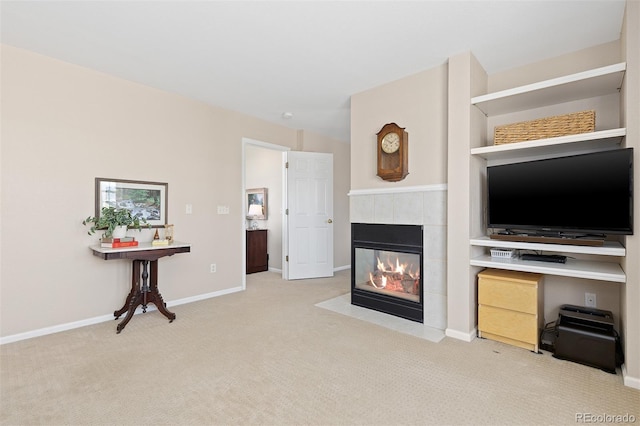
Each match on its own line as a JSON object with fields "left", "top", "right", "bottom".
{"left": 553, "top": 304, "right": 617, "bottom": 374}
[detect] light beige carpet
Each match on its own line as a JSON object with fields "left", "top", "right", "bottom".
{"left": 1, "top": 270, "right": 638, "bottom": 425}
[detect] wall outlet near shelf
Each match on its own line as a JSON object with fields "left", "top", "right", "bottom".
{"left": 585, "top": 292, "right": 596, "bottom": 308}
{"left": 210, "top": 263, "right": 217, "bottom": 273}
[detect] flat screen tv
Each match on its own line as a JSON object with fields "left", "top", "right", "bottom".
{"left": 487, "top": 148, "right": 633, "bottom": 236}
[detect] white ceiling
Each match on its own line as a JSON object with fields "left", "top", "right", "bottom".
{"left": 0, "top": 1, "right": 626, "bottom": 143}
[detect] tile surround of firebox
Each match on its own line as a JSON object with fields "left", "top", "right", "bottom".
{"left": 349, "top": 184, "right": 447, "bottom": 330}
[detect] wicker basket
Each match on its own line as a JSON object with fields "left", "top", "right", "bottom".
{"left": 494, "top": 110, "right": 595, "bottom": 145}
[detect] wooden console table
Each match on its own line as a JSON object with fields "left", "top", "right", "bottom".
{"left": 90, "top": 242, "right": 191, "bottom": 333}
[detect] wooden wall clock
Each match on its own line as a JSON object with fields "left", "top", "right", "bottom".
{"left": 376, "top": 122, "right": 408, "bottom": 182}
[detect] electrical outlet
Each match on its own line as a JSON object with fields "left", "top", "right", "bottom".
{"left": 186, "top": 204, "right": 193, "bottom": 214}
{"left": 585, "top": 292, "right": 596, "bottom": 308}
{"left": 210, "top": 263, "right": 216, "bottom": 273}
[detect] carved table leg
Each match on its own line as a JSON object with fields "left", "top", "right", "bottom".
{"left": 114, "top": 258, "right": 176, "bottom": 333}
{"left": 116, "top": 287, "right": 143, "bottom": 334}
{"left": 114, "top": 260, "right": 141, "bottom": 319}
{"left": 141, "top": 260, "right": 149, "bottom": 313}
{"left": 149, "top": 259, "right": 176, "bottom": 322}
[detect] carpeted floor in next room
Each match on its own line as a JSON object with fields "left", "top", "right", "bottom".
{"left": 1, "top": 270, "right": 638, "bottom": 425}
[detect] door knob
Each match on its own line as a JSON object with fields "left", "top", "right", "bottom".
{"left": 327, "top": 219, "right": 333, "bottom": 224}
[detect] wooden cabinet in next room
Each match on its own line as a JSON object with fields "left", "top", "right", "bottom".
{"left": 246, "top": 229, "right": 268, "bottom": 274}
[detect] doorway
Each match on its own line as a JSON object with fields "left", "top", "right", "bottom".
{"left": 242, "top": 138, "right": 335, "bottom": 287}
{"left": 242, "top": 138, "right": 289, "bottom": 289}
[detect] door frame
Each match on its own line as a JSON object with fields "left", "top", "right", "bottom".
{"left": 241, "top": 137, "right": 290, "bottom": 289}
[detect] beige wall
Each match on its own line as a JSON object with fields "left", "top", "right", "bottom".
{"left": 488, "top": 40, "right": 622, "bottom": 92}
{"left": 350, "top": 64, "right": 448, "bottom": 189}
{"left": 446, "top": 51, "right": 487, "bottom": 340}
{"left": 620, "top": 0, "right": 640, "bottom": 385}
{"left": 0, "top": 45, "right": 349, "bottom": 338}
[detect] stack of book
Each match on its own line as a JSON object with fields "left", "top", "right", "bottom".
{"left": 100, "top": 237, "right": 139, "bottom": 248}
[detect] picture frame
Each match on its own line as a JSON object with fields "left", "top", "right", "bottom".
{"left": 95, "top": 178, "right": 168, "bottom": 228}
{"left": 246, "top": 188, "right": 267, "bottom": 220}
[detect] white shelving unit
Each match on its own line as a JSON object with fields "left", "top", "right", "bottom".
{"left": 471, "top": 63, "right": 626, "bottom": 116}
{"left": 470, "top": 236, "right": 625, "bottom": 256}
{"left": 470, "top": 128, "right": 626, "bottom": 161}
{"left": 470, "top": 237, "right": 626, "bottom": 283}
{"left": 469, "top": 255, "right": 625, "bottom": 283}
{"left": 469, "top": 62, "right": 627, "bottom": 284}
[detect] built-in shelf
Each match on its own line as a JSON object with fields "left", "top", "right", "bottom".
{"left": 463, "top": 54, "right": 634, "bottom": 373}
{"left": 468, "top": 63, "right": 629, "bottom": 286}
{"left": 470, "top": 255, "right": 625, "bottom": 283}
{"left": 471, "top": 62, "right": 626, "bottom": 116}
{"left": 470, "top": 237, "right": 626, "bottom": 282}
{"left": 471, "top": 236, "right": 625, "bottom": 256}
{"left": 470, "top": 128, "right": 626, "bottom": 161}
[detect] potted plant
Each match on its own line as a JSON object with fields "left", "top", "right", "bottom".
{"left": 83, "top": 207, "right": 150, "bottom": 239}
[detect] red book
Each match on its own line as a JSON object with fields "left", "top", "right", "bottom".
{"left": 101, "top": 240, "right": 139, "bottom": 248}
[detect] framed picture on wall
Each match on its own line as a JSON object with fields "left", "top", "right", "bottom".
{"left": 246, "top": 188, "right": 267, "bottom": 220}
{"left": 95, "top": 178, "right": 168, "bottom": 228}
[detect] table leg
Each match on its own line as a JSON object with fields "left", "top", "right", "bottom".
{"left": 114, "top": 259, "right": 176, "bottom": 333}
{"left": 141, "top": 260, "right": 149, "bottom": 313}
{"left": 115, "top": 260, "right": 146, "bottom": 333}
{"left": 116, "top": 288, "right": 143, "bottom": 334}
{"left": 115, "top": 259, "right": 143, "bottom": 333}
{"left": 147, "top": 260, "right": 176, "bottom": 322}
{"left": 114, "top": 260, "right": 141, "bottom": 319}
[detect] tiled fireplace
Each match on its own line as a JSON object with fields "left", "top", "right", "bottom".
{"left": 349, "top": 185, "right": 447, "bottom": 330}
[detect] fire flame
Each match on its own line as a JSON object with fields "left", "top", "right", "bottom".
{"left": 369, "top": 272, "right": 387, "bottom": 289}
{"left": 368, "top": 256, "right": 419, "bottom": 292}
{"left": 374, "top": 256, "right": 418, "bottom": 277}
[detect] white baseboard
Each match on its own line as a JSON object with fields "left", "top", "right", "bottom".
{"left": 621, "top": 364, "right": 640, "bottom": 390}
{"left": 266, "top": 266, "right": 349, "bottom": 274}
{"left": 0, "top": 286, "right": 244, "bottom": 345}
{"left": 167, "top": 286, "right": 242, "bottom": 308}
{"left": 445, "top": 327, "right": 477, "bottom": 342}
{"left": 0, "top": 314, "right": 117, "bottom": 345}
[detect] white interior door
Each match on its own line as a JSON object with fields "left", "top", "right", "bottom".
{"left": 285, "top": 151, "right": 334, "bottom": 279}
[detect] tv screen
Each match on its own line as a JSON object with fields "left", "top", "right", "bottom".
{"left": 487, "top": 148, "right": 633, "bottom": 236}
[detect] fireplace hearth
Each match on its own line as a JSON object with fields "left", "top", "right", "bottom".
{"left": 351, "top": 223, "right": 423, "bottom": 322}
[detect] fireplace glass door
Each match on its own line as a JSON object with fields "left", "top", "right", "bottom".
{"left": 354, "top": 248, "right": 420, "bottom": 302}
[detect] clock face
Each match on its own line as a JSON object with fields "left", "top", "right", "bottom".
{"left": 381, "top": 132, "right": 400, "bottom": 154}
